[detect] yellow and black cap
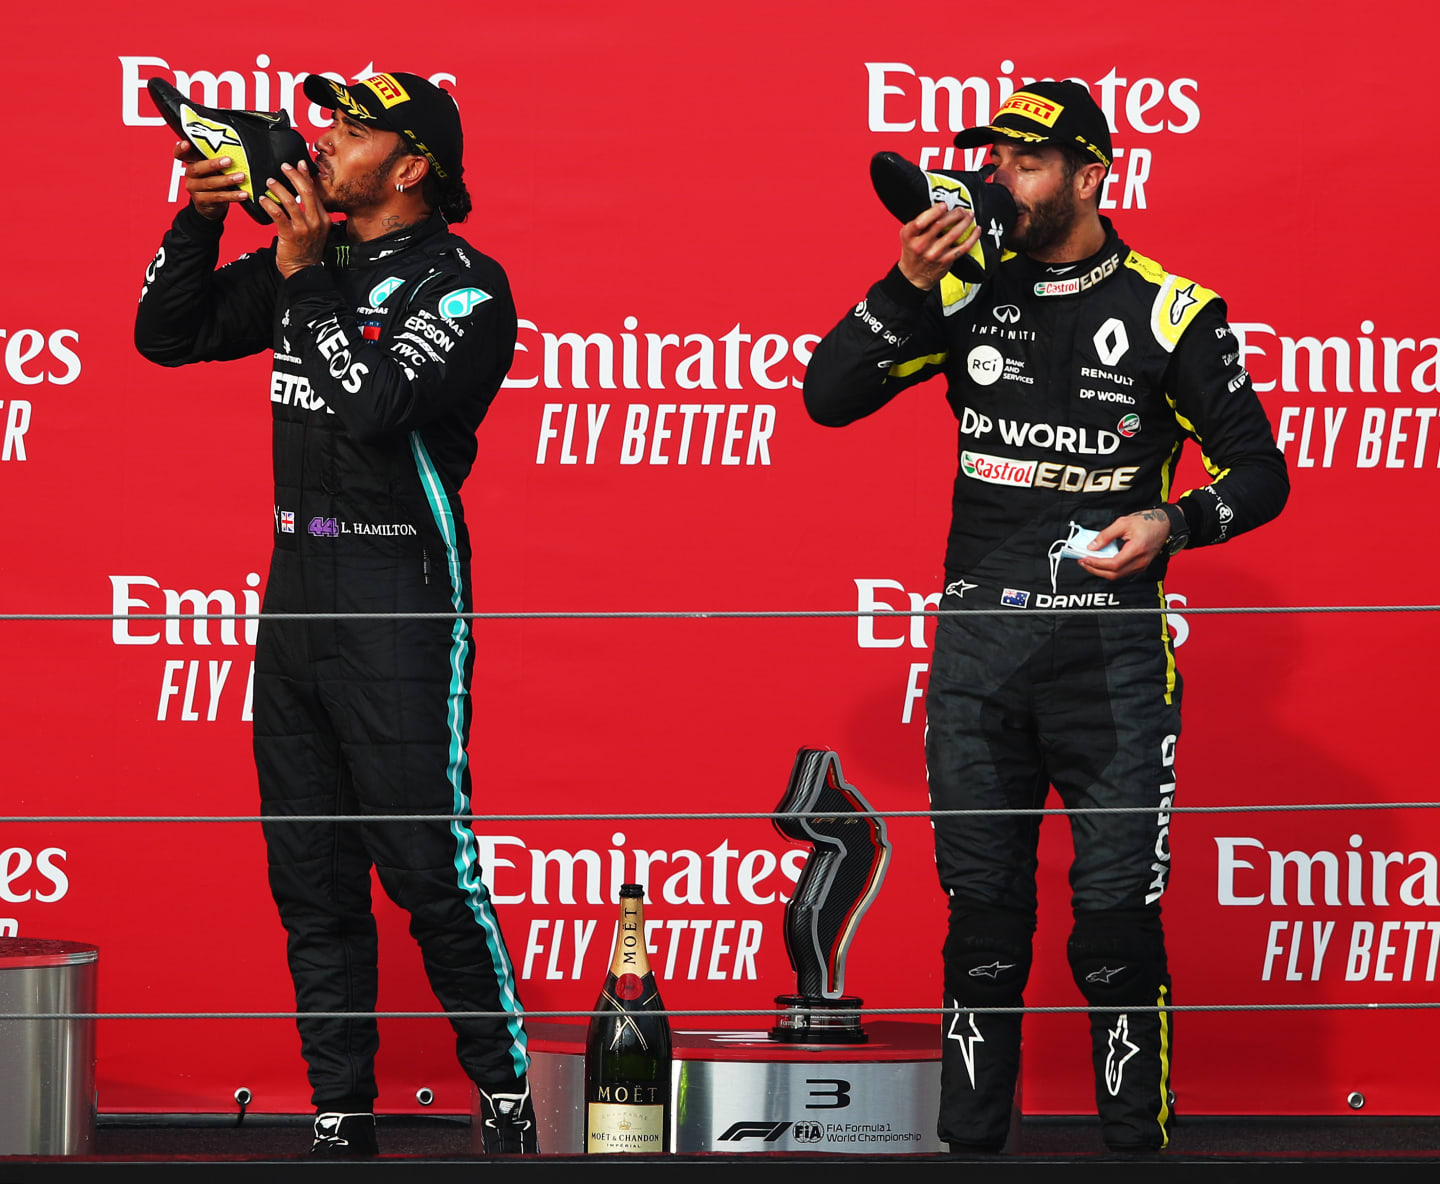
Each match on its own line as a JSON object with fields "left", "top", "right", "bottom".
{"left": 303, "top": 71, "right": 463, "bottom": 184}
{"left": 953, "top": 80, "right": 1112, "bottom": 170}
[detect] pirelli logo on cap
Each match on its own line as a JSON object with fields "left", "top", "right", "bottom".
{"left": 361, "top": 73, "right": 411, "bottom": 108}
{"left": 996, "top": 91, "right": 1062, "bottom": 127}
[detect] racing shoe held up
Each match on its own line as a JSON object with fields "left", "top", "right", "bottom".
{"left": 869, "top": 151, "right": 1016, "bottom": 283}
{"left": 147, "top": 77, "right": 316, "bottom": 225}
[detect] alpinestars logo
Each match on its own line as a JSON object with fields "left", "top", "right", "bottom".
{"left": 1168, "top": 282, "right": 1198, "bottom": 326}
{"left": 930, "top": 184, "right": 971, "bottom": 211}
{"left": 182, "top": 116, "right": 239, "bottom": 153}
{"left": 968, "top": 961, "right": 1015, "bottom": 979}
{"left": 945, "top": 578, "right": 977, "bottom": 599}
{"left": 1105, "top": 1014, "right": 1140, "bottom": 1096}
{"left": 947, "top": 1004, "right": 985, "bottom": 1088}
{"left": 1086, "top": 965, "right": 1126, "bottom": 984}
{"left": 987, "top": 217, "right": 1004, "bottom": 250}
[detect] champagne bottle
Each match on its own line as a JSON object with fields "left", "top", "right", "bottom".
{"left": 584, "top": 883, "right": 672, "bottom": 1154}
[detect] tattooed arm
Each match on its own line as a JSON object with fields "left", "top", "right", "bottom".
{"left": 1075, "top": 505, "right": 1174, "bottom": 581}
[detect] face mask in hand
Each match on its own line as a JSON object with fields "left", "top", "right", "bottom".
{"left": 1048, "top": 522, "right": 1121, "bottom": 592}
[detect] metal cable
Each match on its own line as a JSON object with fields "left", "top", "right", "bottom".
{"left": 4, "top": 801, "right": 1438, "bottom": 823}
{"left": 2, "top": 1003, "right": 1435, "bottom": 1022}
{"left": 3, "top": 604, "right": 1440, "bottom": 622}
{"left": 4, "top": 606, "right": 1427, "bottom": 1025}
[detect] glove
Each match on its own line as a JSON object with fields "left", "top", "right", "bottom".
{"left": 148, "top": 78, "right": 316, "bottom": 226}
{"left": 869, "top": 151, "right": 1016, "bottom": 283}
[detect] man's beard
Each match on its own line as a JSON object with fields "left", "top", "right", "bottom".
{"left": 318, "top": 167, "right": 389, "bottom": 214}
{"left": 1010, "top": 183, "right": 1078, "bottom": 254}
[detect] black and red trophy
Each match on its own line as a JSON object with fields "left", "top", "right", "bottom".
{"left": 769, "top": 748, "right": 892, "bottom": 1043}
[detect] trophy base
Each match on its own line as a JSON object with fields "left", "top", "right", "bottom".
{"left": 769, "top": 994, "right": 869, "bottom": 1043}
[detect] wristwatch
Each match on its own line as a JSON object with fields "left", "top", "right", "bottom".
{"left": 1159, "top": 503, "right": 1190, "bottom": 556}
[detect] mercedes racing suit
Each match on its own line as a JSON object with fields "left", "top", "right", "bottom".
{"left": 134, "top": 204, "right": 529, "bottom": 1108}
{"left": 803, "top": 218, "right": 1288, "bottom": 1151}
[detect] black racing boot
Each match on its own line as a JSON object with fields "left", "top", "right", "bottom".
{"left": 310, "top": 1111, "right": 378, "bottom": 1157}
{"left": 146, "top": 76, "right": 315, "bottom": 225}
{"left": 477, "top": 1080, "right": 539, "bottom": 1154}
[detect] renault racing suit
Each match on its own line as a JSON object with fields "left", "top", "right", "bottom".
{"left": 135, "top": 204, "right": 528, "bottom": 1108}
{"left": 803, "top": 218, "right": 1288, "bottom": 1151}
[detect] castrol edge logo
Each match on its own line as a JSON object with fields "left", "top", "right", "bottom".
{"left": 960, "top": 449, "right": 1034, "bottom": 487}
{"left": 995, "top": 90, "right": 1061, "bottom": 126}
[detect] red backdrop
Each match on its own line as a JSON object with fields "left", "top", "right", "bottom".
{"left": 2, "top": 0, "right": 1437, "bottom": 1117}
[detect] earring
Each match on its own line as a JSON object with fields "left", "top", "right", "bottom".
{"left": 396, "top": 181, "right": 406, "bottom": 192}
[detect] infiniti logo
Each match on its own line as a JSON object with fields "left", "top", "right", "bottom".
{"left": 992, "top": 305, "right": 1020, "bottom": 324}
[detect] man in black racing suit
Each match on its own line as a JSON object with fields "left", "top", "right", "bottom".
{"left": 134, "top": 71, "right": 535, "bottom": 1157}
{"left": 803, "top": 80, "right": 1288, "bottom": 1154}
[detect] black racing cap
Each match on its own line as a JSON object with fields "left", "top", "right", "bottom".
{"left": 303, "top": 71, "right": 463, "bottom": 184}
{"left": 953, "top": 80, "right": 1112, "bottom": 170}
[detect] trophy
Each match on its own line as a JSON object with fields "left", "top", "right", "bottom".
{"left": 769, "top": 747, "right": 892, "bottom": 1043}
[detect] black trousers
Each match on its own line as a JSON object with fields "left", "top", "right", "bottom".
{"left": 252, "top": 547, "right": 528, "bottom": 1107}
{"left": 926, "top": 602, "right": 1179, "bottom": 1151}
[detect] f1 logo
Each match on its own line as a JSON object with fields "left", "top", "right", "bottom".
{"left": 717, "top": 1122, "right": 792, "bottom": 1142}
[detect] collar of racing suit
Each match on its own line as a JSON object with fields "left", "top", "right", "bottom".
{"left": 323, "top": 211, "right": 450, "bottom": 268}
{"left": 1005, "top": 215, "right": 1128, "bottom": 293}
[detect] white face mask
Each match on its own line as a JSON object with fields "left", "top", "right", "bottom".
{"left": 1048, "top": 522, "right": 1120, "bottom": 592}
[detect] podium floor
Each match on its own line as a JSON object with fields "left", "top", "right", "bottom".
{"left": 2, "top": 1112, "right": 1437, "bottom": 1170}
